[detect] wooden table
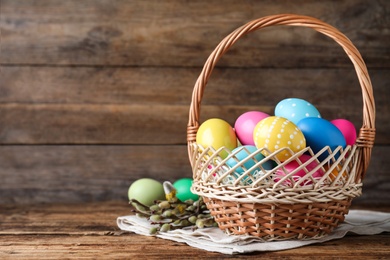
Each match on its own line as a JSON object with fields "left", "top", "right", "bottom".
{"left": 1, "top": 202, "right": 389, "bottom": 259}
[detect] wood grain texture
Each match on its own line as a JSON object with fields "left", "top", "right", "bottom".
{"left": 1, "top": 67, "right": 388, "bottom": 144}
{"left": 0, "top": 0, "right": 388, "bottom": 205}
{"left": 1, "top": 232, "right": 389, "bottom": 259}
{"left": 0, "top": 145, "right": 388, "bottom": 205}
{"left": 1, "top": 103, "right": 388, "bottom": 145}
{"left": 1, "top": 0, "right": 389, "bottom": 68}
{"left": 1, "top": 66, "right": 387, "bottom": 108}
{"left": 0, "top": 145, "right": 192, "bottom": 203}
{"left": 0, "top": 202, "right": 389, "bottom": 259}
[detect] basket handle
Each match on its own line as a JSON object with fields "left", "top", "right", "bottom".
{"left": 187, "top": 14, "right": 375, "bottom": 179}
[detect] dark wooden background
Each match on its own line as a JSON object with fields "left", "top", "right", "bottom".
{"left": 1, "top": 0, "right": 389, "bottom": 206}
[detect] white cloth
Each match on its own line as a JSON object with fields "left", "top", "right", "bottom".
{"left": 117, "top": 210, "right": 390, "bottom": 254}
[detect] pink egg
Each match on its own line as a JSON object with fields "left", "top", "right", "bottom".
{"left": 274, "top": 154, "right": 324, "bottom": 186}
{"left": 234, "top": 111, "right": 269, "bottom": 145}
{"left": 330, "top": 119, "right": 357, "bottom": 146}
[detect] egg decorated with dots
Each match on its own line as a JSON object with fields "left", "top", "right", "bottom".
{"left": 275, "top": 98, "right": 321, "bottom": 125}
{"left": 253, "top": 116, "right": 306, "bottom": 161}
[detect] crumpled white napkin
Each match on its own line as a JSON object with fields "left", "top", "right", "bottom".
{"left": 117, "top": 210, "right": 390, "bottom": 254}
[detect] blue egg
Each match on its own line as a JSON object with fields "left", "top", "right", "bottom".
{"left": 226, "top": 145, "right": 274, "bottom": 175}
{"left": 297, "top": 118, "right": 346, "bottom": 161}
{"left": 275, "top": 98, "right": 321, "bottom": 125}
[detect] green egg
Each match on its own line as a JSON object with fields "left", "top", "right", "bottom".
{"left": 128, "top": 178, "right": 165, "bottom": 206}
{"left": 173, "top": 178, "right": 199, "bottom": 202}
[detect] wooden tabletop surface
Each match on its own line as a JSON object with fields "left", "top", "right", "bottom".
{"left": 1, "top": 201, "right": 389, "bottom": 259}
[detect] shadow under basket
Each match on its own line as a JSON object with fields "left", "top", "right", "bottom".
{"left": 186, "top": 14, "right": 376, "bottom": 241}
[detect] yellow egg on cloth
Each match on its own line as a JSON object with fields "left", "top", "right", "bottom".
{"left": 253, "top": 116, "right": 306, "bottom": 161}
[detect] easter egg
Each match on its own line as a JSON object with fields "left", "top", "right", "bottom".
{"left": 173, "top": 178, "right": 199, "bottom": 202}
{"left": 297, "top": 117, "right": 346, "bottom": 161}
{"left": 234, "top": 111, "right": 270, "bottom": 145}
{"left": 196, "top": 118, "right": 237, "bottom": 159}
{"left": 275, "top": 98, "right": 321, "bottom": 125}
{"left": 324, "top": 164, "right": 349, "bottom": 182}
{"left": 253, "top": 116, "right": 306, "bottom": 161}
{"left": 128, "top": 178, "right": 165, "bottom": 206}
{"left": 330, "top": 119, "right": 357, "bottom": 146}
{"left": 275, "top": 154, "right": 324, "bottom": 186}
{"left": 226, "top": 145, "right": 274, "bottom": 175}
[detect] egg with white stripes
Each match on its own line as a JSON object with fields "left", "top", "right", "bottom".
{"left": 253, "top": 116, "right": 306, "bottom": 161}
{"left": 275, "top": 98, "right": 321, "bottom": 125}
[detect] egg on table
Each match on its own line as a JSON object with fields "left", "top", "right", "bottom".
{"left": 128, "top": 178, "right": 166, "bottom": 206}
{"left": 173, "top": 178, "right": 199, "bottom": 202}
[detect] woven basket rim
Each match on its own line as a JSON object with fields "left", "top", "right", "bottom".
{"left": 190, "top": 142, "right": 363, "bottom": 204}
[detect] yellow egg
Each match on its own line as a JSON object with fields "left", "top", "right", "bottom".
{"left": 196, "top": 118, "right": 237, "bottom": 159}
{"left": 253, "top": 116, "right": 306, "bottom": 161}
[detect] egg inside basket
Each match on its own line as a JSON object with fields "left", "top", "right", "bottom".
{"left": 186, "top": 14, "right": 375, "bottom": 240}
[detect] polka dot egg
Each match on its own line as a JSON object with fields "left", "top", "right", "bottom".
{"left": 275, "top": 98, "right": 321, "bottom": 125}
{"left": 253, "top": 116, "right": 306, "bottom": 161}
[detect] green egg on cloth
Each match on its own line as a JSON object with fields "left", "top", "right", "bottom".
{"left": 128, "top": 178, "right": 166, "bottom": 206}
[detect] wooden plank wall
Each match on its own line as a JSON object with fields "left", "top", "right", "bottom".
{"left": 0, "top": 0, "right": 389, "bottom": 205}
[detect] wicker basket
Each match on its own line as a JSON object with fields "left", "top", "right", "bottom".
{"left": 187, "top": 14, "right": 376, "bottom": 241}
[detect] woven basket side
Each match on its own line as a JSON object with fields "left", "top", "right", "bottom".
{"left": 190, "top": 142, "right": 363, "bottom": 204}
{"left": 203, "top": 197, "right": 352, "bottom": 240}
{"left": 187, "top": 14, "right": 375, "bottom": 180}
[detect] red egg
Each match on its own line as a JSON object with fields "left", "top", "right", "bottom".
{"left": 274, "top": 154, "right": 324, "bottom": 186}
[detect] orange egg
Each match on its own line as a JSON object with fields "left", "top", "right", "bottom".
{"left": 324, "top": 165, "right": 348, "bottom": 182}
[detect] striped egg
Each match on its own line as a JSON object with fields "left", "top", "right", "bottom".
{"left": 253, "top": 116, "right": 306, "bottom": 161}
